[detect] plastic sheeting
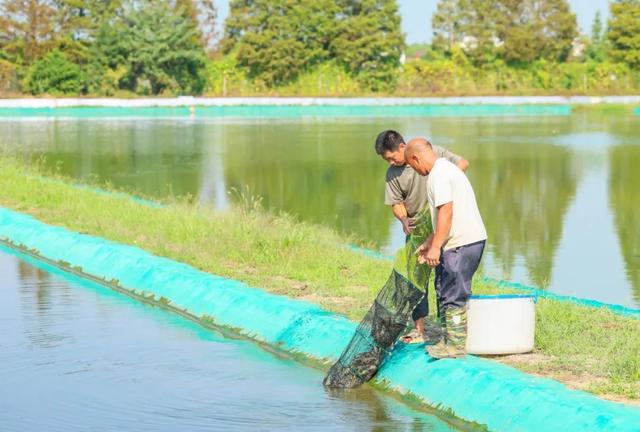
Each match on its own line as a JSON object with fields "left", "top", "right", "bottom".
{"left": 0, "top": 105, "right": 572, "bottom": 119}
{"left": 0, "top": 206, "right": 638, "bottom": 432}
{"left": 0, "top": 96, "right": 639, "bottom": 108}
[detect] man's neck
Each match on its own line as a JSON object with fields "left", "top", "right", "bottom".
{"left": 424, "top": 152, "right": 438, "bottom": 172}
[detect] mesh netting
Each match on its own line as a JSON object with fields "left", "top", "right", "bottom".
{"left": 322, "top": 270, "right": 424, "bottom": 387}
{"left": 323, "top": 207, "right": 435, "bottom": 388}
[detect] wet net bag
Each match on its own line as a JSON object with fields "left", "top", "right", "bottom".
{"left": 323, "top": 207, "right": 434, "bottom": 388}
{"left": 322, "top": 270, "right": 424, "bottom": 387}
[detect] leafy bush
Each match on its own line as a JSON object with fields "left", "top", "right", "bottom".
{"left": 24, "top": 50, "right": 83, "bottom": 95}
{"left": 205, "top": 55, "right": 251, "bottom": 96}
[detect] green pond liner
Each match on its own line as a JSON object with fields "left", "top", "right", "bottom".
{"left": 0, "top": 207, "right": 638, "bottom": 431}
{"left": 0, "top": 104, "right": 572, "bottom": 119}
{"left": 345, "top": 244, "right": 640, "bottom": 319}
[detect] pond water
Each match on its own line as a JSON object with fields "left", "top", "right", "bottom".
{"left": 0, "top": 108, "right": 638, "bottom": 307}
{"left": 0, "top": 247, "right": 464, "bottom": 431}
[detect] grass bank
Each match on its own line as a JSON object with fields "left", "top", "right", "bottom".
{"left": 0, "top": 157, "right": 637, "bottom": 403}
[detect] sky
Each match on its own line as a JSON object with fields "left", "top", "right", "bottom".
{"left": 215, "top": 0, "right": 611, "bottom": 44}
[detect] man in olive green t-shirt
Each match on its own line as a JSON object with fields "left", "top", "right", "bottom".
{"left": 374, "top": 129, "right": 469, "bottom": 344}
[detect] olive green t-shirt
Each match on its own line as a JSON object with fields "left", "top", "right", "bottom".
{"left": 384, "top": 145, "right": 462, "bottom": 218}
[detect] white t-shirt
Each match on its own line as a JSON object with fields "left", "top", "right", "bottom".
{"left": 427, "top": 158, "right": 487, "bottom": 251}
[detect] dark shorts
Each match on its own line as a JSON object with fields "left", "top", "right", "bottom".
{"left": 435, "top": 240, "right": 486, "bottom": 311}
{"left": 411, "top": 284, "right": 430, "bottom": 321}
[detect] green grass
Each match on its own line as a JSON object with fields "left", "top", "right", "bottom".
{"left": 0, "top": 156, "right": 638, "bottom": 403}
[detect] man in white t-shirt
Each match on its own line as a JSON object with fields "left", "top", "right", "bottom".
{"left": 374, "top": 129, "right": 469, "bottom": 345}
{"left": 405, "top": 138, "right": 487, "bottom": 359}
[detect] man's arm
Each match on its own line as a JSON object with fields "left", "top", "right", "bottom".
{"left": 386, "top": 171, "right": 414, "bottom": 235}
{"left": 434, "top": 145, "right": 469, "bottom": 172}
{"left": 457, "top": 158, "right": 469, "bottom": 172}
{"left": 426, "top": 202, "right": 452, "bottom": 266}
{"left": 416, "top": 202, "right": 452, "bottom": 267}
{"left": 392, "top": 203, "right": 413, "bottom": 235}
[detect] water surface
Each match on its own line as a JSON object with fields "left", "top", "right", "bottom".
{"left": 0, "top": 247, "right": 461, "bottom": 431}
{"left": 1, "top": 109, "right": 638, "bottom": 307}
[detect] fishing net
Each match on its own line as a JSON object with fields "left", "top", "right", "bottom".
{"left": 323, "top": 207, "right": 437, "bottom": 388}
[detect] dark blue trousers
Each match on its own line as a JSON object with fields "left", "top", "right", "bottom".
{"left": 435, "top": 240, "right": 486, "bottom": 312}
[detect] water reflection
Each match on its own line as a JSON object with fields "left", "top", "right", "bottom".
{"left": 609, "top": 145, "right": 640, "bottom": 303}
{"left": 18, "top": 260, "right": 53, "bottom": 312}
{"left": 0, "top": 111, "right": 638, "bottom": 306}
{"left": 0, "top": 248, "right": 463, "bottom": 431}
{"left": 470, "top": 142, "right": 579, "bottom": 287}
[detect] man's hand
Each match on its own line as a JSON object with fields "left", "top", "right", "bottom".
{"left": 415, "top": 235, "right": 431, "bottom": 262}
{"left": 424, "top": 246, "right": 441, "bottom": 267}
{"left": 400, "top": 217, "right": 415, "bottom": 235}
{"left": 416, "top": 235, "right": 440, "bottom": 267}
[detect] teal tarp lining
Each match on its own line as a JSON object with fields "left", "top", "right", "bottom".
{"left": 0, "top": 104, "right": 572, "bottom": 119}
{"left": 0, "top": 207, "right": 638, "bottom": 432}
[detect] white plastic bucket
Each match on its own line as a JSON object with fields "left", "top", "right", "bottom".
{"left": 466, "top": 295, "right": 536, "bottom": 355}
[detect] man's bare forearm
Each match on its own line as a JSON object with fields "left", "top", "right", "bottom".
{"left": 431, "top": 202, "right": 453, "bottom": 249}
{"left": 392, "top": 203, "right": 408, "bottom": 221}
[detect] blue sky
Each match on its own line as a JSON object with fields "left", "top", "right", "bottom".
{"left": 215, "top": 0, "right": 611, "bottom": 44}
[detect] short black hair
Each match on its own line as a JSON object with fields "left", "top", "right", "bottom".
{"left": 375, "top": 130, "right": 405, "bottom": 155}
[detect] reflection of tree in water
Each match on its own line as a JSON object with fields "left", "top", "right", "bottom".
{"left": 608, "top": 145, "right": 640, "bottom": 303}
{"left": 425, "top": 114, "right": 579, "bottom": 287}
{"left": 4, "top": 119, "right": 394, "bottom": 245}
{"left": 4, "top": 120, "right": 204, "bottom": 199}
{"left": 220, "top": 122, "right": 394, "bottom": 246}
{"left": 18, "top": 261, "right": 52, "bottom": 312}
{"left": 324, "top": 386, "right": 453, "bottom": 431}
{"left": 470, "top": 142, "right": 579, "bottom": 286}
{"left": 17, "top": 260, "right": 71, "bottom": 349}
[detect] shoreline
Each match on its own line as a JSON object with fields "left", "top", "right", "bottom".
{"left": 0, "top": 95, "right": 639, "bottom": 108}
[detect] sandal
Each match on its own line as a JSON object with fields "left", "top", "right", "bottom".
{"left": 400, "top": 329, "right": 425, "bottom": 344}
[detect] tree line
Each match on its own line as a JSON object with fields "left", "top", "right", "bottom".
{"left": 0, "top": 0, "right": 638, "bottom": 96}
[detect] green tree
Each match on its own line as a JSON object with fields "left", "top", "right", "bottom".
{"left": 432, "top": 0, "right": 577, "bottom": 64}
{"left": 0, "top": 0, "right": 56, "bottom": 63}
{"left": 223, "top": 0, "right": 404, "bottom": 91}
{"left": 193, "top": 0, "right": 219, "bottom": 53}
{"left": 174, "top": 0, "right": 218, "bottom": 52}
{"left": 496, "top": 0, "right": 577, "bottom": 63}
{"left": 607, "top": 0, "right": 640, "bottom": 69}
{"left": 24, "top": 49, "right": 82, "bottom": 94}
{"left": 432, "top": 0, "right": 501, "bottom": 64}
{"left": 223, "top": 0, "right": 339, "bottom": 86}
{"left": 331, "top": 0, "right": 405, "bottom": 92}
{"left": 587, "top": 10, "right": 605, "bottom": 61}
{"left": 432, "top": 0, "right": 463, "bottom": 53}
{"left": 52, "top": 0, "right": 122, "bottom": 62}
{"left": 93, "top": 0, "right": 207, "bottom": 95}
{"left": 592, "top": 10, "right": 603, "bottom": 45}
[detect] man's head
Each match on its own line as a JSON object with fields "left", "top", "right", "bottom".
{"left": 375, "top": 130, "right": 407, "bottom": 166}
{"left": 405, "top": 138, "right": 436, "bottom": 176}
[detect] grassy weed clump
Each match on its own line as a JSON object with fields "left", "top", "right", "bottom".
{"left": 0, "top": 156, "right": 637, "bottom": 402}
